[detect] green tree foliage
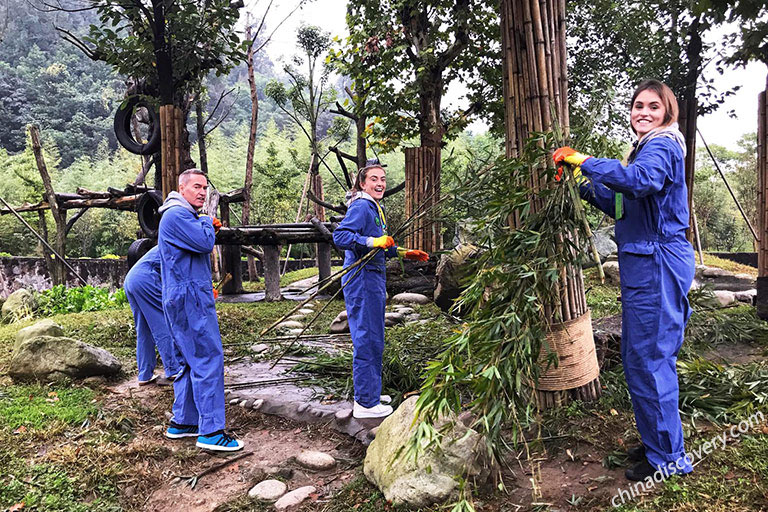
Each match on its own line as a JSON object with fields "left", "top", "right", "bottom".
{"left": 568, "top": 0, "right": 739, "bottom": 139}
{"left": 0, "top": 0, "right": 120, "bottom": 165}
{"left": 60, "top": 0, "right": 247, "bottom": 104}
{"left": 331, "top": 0, "right": 500, "bottom": 150}
{"left": 693, "top": 135, "right": 757, "bottom": 251}
{"left": 705, "top": 0, "right": 768, "bottom": 65}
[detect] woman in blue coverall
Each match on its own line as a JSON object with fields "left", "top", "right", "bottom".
{"left": 333, "top": 161, "right": 428, "bottom": 419}
{"left": 124, "top": 245, "right": 181, "bottom": 385}
{"left": 554, "top": 80, "right": 694, "bottom": 482}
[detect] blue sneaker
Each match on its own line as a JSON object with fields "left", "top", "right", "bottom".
{"left": 165, "top": 422, "right": 199, "bottom": 439}
{"left": 196, "top": 430, "right": 244, "bottom": 452}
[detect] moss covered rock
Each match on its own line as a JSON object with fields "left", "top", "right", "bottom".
{"left": 10, "top": 335, "right": 121, "bottom": 383}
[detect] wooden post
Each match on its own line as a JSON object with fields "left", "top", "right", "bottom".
{"left": 219, "top": 201, "right": 243, "bottom": 295}
{"left": 160, "top": 104, "right": 184, "bottom": 198}
{"left": 757, "top": 76, "right": 768, "bottom": 319}
{"left": 28, "top": 125, "right": 67, "bottom": 285}
{"left": 501, "top": 0, "right": 600, "bottom": 406}
{"left": 404, "top": 146, "right": 441, "bottom": 253}
{"left": 263, "top": 245, "right": 282, "bottom": 301}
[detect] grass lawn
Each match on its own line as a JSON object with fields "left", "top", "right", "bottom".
{"left": 240, "top": 266, "right": 344, "bottom": 292}
{"left": 1, "top": 255, "right": 767, "bottom": 511}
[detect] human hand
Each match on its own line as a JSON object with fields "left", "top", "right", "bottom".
{"left": 211, "top": 217, "right": 222, "bottom": 233}
{"left": 397, "top": 247, "right": 429, "bottom": 261}
{"left": 553, "top": 146, "right": 591, "bottom": 167}
{"left": 554, "top": 165, "right": 583, "bottom": 183}
{"left": 369, "top": 235, "right": 395, "bottom": 249}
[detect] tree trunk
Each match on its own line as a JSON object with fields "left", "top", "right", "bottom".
{"left": 244, "top": 24, "right": 260, "bottom": 281}
{"left": 195, "top": 98, "right": 209, "bottom": 175}
{"left": 678, "top": 17, "right": 702, "bottom": 242}
{"left": 29, "top": 125, "right": 67, "bottom": 285}
{"left": 501, "top": 0, "right": 600, "bottom": 407}
{"left": 311, "top": 156, "right": 325, "bottom": 221}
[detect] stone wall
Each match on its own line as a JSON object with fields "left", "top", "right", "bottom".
{"left": 0, "top": 256, "right": 344, "bottom": 297}
{"left": 0, "top": 257, "right": 127, "bottom": 298}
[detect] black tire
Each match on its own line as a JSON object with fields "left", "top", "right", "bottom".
{"left": 114, "top": 96, "right": 161, "bottom": 155}
{"left": 137, "top": 190, "right": 164, "bottom": 239}
{"left": 127, "top": 238, "right": 157, "bottom": 270}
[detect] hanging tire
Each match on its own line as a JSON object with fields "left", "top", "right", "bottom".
{"left": 127, "top": 238, "right": 157, "bottom": 270}
{"left": 137, "top": 190, "right": 164, "bottom": 238}
{"left": 114, "top": 96, "right": 161, "bottom": 155}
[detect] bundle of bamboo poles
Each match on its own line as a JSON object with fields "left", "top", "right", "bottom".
{"left": 404, "top": 146, "right": 441, "bottom": 253}
{"left": 159, "top": 105, "right": 184, "bottom": 198}
{"left": 757, "top": 77, "right": 768, "bottom": 319}
{"left": 502, "top": 0, "right": 601, "bottom": 406}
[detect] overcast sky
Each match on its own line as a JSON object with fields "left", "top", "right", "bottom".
{"left": 255, "top": 0, "right": 767, "bottom": 151}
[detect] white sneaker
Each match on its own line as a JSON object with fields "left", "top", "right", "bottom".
{"left": 380, "top": 394, "right": 392, "bottom": 404}
{"left": 353, "top": 402, "right": 393, "bottom": 419}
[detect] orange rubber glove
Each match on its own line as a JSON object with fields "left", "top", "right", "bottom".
{"left": 553, "top": 146, "right": 592, "bottom": 167}
{"left": 369, "top": 235, "right": 395, "bottom": 249}
{"left": 211, "top": 217, "right": 222, "bottom": 233}
{"left": 397, "top": 247, "right": 429, "bottom": 262}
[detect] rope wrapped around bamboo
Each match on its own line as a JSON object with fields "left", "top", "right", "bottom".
{"left": 536, "top": 310, "right": 599, "bottom": 391}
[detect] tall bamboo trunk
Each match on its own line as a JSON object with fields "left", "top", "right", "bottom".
{"left": 756, "top": 74, "right": 768, "bottom": 319}
{"left": 501, "top": 0, "right": 600, "bottom": 407}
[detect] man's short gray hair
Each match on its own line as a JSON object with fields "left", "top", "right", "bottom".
{"left": 179, "top": 168, "right": 207, "bottom": 186}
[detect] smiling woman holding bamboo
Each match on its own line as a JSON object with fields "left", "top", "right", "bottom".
{"left": 333, "top": 160, "right": 429, "bottom": 419}
{"left": 554, "top": 79, "right": 695, "bottom": 481}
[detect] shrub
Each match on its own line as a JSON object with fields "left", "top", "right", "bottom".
{"left": 37, "top": 285, "right": 128, "bottom": 316}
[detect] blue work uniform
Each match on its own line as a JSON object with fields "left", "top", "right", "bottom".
{"left": 124, "top": 246, "right": 181, "bottom": 382}
{"left": 333, "top": 195, "right": 397, "bottom": 408}
{"left": 580, "top": 131, "right": 694, "bottom": 475}
{"left": 157, "top": 192, "right": 225, "bottom": 435}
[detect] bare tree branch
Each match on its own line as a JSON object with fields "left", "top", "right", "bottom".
{"left": 251, "top": 0, "right": 308, "bottom": 53}
{"left": 54, "top": 26, "right": 99, "bottom": 60}
{"left": 306, "top": 189, "right": 346, "bottom": 214}
{"left": 64, "top": 207, "right": 89, "bottom": 235}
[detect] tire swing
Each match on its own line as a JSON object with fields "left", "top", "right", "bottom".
{"left": 114, "top": 96, "right": 161, "bottom": 155}
{"left": 137, "top": 190, "right": 164, "bottom": 239}
{"left": 127, "top": 238, "right": 157, "bottom": 270}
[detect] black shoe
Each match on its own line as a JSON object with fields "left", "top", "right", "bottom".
{"left": 626, "top": 443, "right": 646, "bottom": 462}
{"left": 625, "top": 459, "right": 657, "bottom": 481}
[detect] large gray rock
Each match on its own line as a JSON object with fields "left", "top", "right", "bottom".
{"left": 1, "top": 288, "right": 36, "bottom": 322}
{"left": 391, "top": 292, "right": 431, "bottom": 305}
{"left": 434, "top": 244, "right": 480, "bottom": 312}
{"left": 363, "top": 396, "right": 494, "bottom": 508}
{"left": 583, "top": 228, "right": 617, "bottom": 268}
{"left": 696, "top": 266, "right": 756, "bottom": 292}
{"left": 15, "top": 319, "right": 64, "bottom": 351}
{"left": 248, "top": 479, "right": 287, "bottom": 501}
{"left": 602, "top": 260, "right": 621, "bottom": 286}
{"left": 713, "top": 290, "right": 736, "bottom": 307}
{"left": 10, "top": 335, "right": 122, "bottom": 382}
{"left": 329, "top": 311, "right": 350, "bottom": 334}
{"left": 384, "top": 312, "right": 405, "bottom": 327}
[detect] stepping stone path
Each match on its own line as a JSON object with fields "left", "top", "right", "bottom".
{"left": 250, "top": 343, "right": 269, "bottom": 354}
{"left": 248, "top": 479, "right": 287, "bottom": 501}
{"left": 296, "top": 450, "right": 336, "bottom": 471}
{"left": 274, "top": 486, "right": 317, "bottom": 511}
{"left": 298, "top": 308, "right": 315, "bottom": 315}
{"left": 276, "top": 320, "right": 304, "bottom": 330}
{"left": 391, "top": 292, "right": 431, "bottom": 304}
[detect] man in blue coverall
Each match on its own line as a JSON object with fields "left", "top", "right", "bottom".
{"left": 158, "top": 168, "right": 243, "bottom": 452}
{"left": 124, "top": 246, "right": 181, "bottom": 386}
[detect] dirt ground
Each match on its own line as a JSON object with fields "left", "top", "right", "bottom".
{"left": 107, "top": 379, "right": 363, "bottom": 512}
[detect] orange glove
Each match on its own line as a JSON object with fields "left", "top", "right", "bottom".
{"left": 211, "top": 217, "right": 222, "bottom": 233}
{"left": 397, "top": 247, "right": 429, "bottom": 261}
{"left": 369, "top": 235, "right": 395, "bottom": 249}
{"left": 553, "top": 146, "right": 591, "bottom": 167}
{"left": 213, "top": 288, "right": 219, "bottom": 299}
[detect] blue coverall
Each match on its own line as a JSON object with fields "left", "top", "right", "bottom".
{"left": 580, "top": 134, "right": 694, "bottom": 474}
{"left": 158, "top": 192, "right": 225, "bottom": 435}
{"left": 332, "top": 196, "right": 397, "bottom": 408}
{"left": 124, "top": 246, "right": 181, "bottom": 382}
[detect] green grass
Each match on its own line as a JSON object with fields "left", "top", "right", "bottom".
{"left": 0, "top": 384, "right": 96, "bottom": 430}
{"left": 583, "top": 267, "right": 621, "bottom": 319}
{"left": 702, "top": 253, "right": 757, "bottom": 277}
